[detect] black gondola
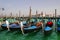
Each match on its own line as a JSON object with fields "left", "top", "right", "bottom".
{"left": 44, "top": 20, "right": 53, "bottom": 34}
{"left": 1, "top": 23, "right": 41, "bottom": 31}
{"left": 57, "top": 19, "right": 60, "bottom": 32}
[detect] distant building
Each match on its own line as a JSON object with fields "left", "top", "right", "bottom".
{"left": 45, "top": 14, "right": 49, "bottom": 17}
{"left": 45, "top": 14, "right": 54, "bottom": 17}
{"left": 57, "top": 15, "right": 60, "bottom": 17}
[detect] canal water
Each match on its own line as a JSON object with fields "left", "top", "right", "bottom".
{"left": 0, "top": 29, "right": 59, "bottom": 40}
{"left": 0, "top": 19, "right": 60, "bottom": 40}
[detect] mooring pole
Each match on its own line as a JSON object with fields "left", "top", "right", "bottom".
{"left": 55, "top": 9, "right": 57, "bottom": 32}
{"left": 41, "top": 11, "right": 44, "bottom": 32}
{"left": 23, "top": 14, "right": 24, "bottom": 20}
{"left": 29, "top": 6, "right": 32, "bottom": 23}
{"left": 36, "top": 10, "right": 38, "bottom": 22}
{"left": 10, "top": 12, "right": 12, "bottom": 19}
{"left": 19, "top": 11, "right": 20, "bottom": 23}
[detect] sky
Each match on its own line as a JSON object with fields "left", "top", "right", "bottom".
{"left": 0, "top": 0, "right": 60, "bottom": 17}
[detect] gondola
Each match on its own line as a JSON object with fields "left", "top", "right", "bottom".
{"left": 44, "top": 20, "right": 53, "bottom": 34}
{"left": 44, "top": 26, "right": 52, "bottom": 34}
{"left": 57, "top": 27, "right": 60, "bottom": 32}
{"left": 57, "top": 19, "right": 60, "bottom": 32}
{"left": 1, "top": 18, "right": 43, "bottom": 33}
{"left": 1, "top": 23, "right": 41, "bottom": 32}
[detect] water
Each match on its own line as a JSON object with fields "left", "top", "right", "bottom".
{"left": 0, "top": 28, "right": 60, "bottom": 40}
{"left": 0, "top": 19, "right": 60, "bottom": 40}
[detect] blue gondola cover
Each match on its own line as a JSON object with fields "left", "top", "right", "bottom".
{"left": 24, "top": 26, "right": 37, "bottom": 30}
{"left": 1, "top": 24, "right": 38, "bottom": 30}
{"left": 57, "top": 27, "right": 60, "bottom": 31}
{"left": 44, "top": 26, "right": 52, "bottom": 31}
{"left": 2, "top": 24, "right": 20, "bottom": 28}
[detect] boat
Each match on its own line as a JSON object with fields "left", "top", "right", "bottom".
{"left": 57, "top": 27, "right": 60, "bottom": 32}
{"left": 44, "top": 26, "right": 52, "bottom": 34}
{"left": 57, "top": 19, "right": 60, "bottom": 32}
{"left": 44, "top": 20, "right": 53, "bottom": 34}
{"left": 1, "top": 23, "right": 41, "bottom": 31}
{"left": 1, "top": 18, "right": 42, "bottom": 32}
